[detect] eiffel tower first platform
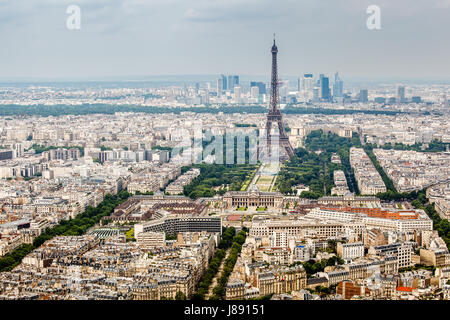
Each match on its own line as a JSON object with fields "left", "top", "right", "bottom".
{"left": 259, "top": 36, "right": 295, "bottom": 162}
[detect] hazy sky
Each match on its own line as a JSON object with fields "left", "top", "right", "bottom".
{"left": 0, "top": 0, "right": 449, "bottom": 80}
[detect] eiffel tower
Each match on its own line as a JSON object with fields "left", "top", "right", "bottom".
{"left": 260, "top": 36, "right": 295, "bottom": 161}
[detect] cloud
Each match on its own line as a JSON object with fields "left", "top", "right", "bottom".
{"left": 0, "top": 0, "right": 176, "bottom": 34}
{"left": 435, "top": 0, "right": 450, "bottom": 7}
{"left": 182, "top": 0, "right": 286, "bottom": 23}
{"left": 0, "top": 0, "right": 448, "bottom": 78}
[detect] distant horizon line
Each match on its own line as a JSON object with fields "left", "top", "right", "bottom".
{"left": 0, "top": 74, "right": 449, "bottom": 85}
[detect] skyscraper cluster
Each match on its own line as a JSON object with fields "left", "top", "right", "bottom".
{"left": 357, "top": 85, "right": 415, "bottom": 104}
{"left": 333, "top": 72, "right": 344, "bottom": 100}
{"left": 298, "top": 72, "right": 343, "bottom": 103}
{"left": 215, "top": 75, "right": 269, "bottom": 103}
{"left": 217, "top": 74, "right": 239, "bottom": 95}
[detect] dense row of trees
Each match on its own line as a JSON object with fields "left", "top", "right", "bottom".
{"left": 0, "top": 244, "right": 34, "bottom": 273}
{"left": 234, "top": 123, "right": 257, "bottom": 127}
{"left": 100, "top": 145, "right": 113, "bottom": 151}
{"left": 183, "top": 163, "right": 257, "bottom": 199}
{"left": 0, "top": 190, "right": 131, "bottom": 272}
{"left": 376, "top": 189, "right": 427, "bottom": 202}
{"left": 33, "top": 190, "right": 130, "bottom": 247}
{"left": 277, "top": 130, "right": 361, "bottom": 197}
{"left": 218, "top": 227, "right": 239, "bottom": 249}
{"left": 192, "top": 227, "right": 236, "bottom": 300}
{"left": 412, "top": 198, "right": 450, "bottom": 250}
{"left": 151, "top": 145, "right": 173, "bottom": 152}
{"left": 177, "top": 132, "right": 259, "bottom": 199}
{"left": 398, "top": 264, "right": 435, "bottom": 273}
{"left": 277, "top": 147, "right": 327, "bottom": 196}
{"left": 283, "top": 104, "right": 403, "bottom": 116}
{"left": 291, "top": 256, "right": 345, "bottom": 278}
{"left": 363, "top": 145, "right": 398, "bottom": 193}
{"left": 0, "top": 104, "right": 268, "bottom": 117}
{"left": 304, "top": 130, "right": 362, "bottom": 194}
{"left": 134, "top": 190, "right": 154, "bottom": 195}
{"left": 209, "top": 230, "right": 247, "bottom": 300}
{"left": 307, "top": 284, "right": 338, "bottom": 296}
{"left": 366, "top": 139, "right": 449, "bottom": 153}
{"left": 0, "top": 104, "right": 404, "bottom": 118}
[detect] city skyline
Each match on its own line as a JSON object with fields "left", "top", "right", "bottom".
{"left": 0, "top": 0, "right": 449, "bottom": 305}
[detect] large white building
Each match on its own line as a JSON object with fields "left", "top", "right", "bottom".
{"left": 368, "top": 242, "right": 414, "bottom": 268}
{"left": 306, "top": 207, "right": 433, "bottom": 233}
{"left": 337, "top": 242, "right": 365, "bottom": 261}
{"left": 136, "top": 231, "right": 166, "bottom": 248}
